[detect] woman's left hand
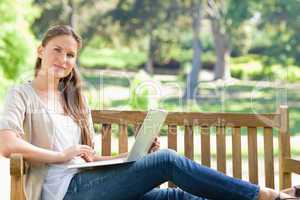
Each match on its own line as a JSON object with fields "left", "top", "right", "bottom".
{"left": 82, "top": 151, "right": 128, "bottom": 162}
{"left": 148, "top": 136, "right": 160, "bottom": 153}
{"left": 81, "top": 137, "right": 161, "bottom": 161}
{"left": 81, "top": 149, "right": 97, "bottom": 162}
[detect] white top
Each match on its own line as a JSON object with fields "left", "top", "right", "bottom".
{"left": 41, "top": 112, "right": 83, "bottom": 200}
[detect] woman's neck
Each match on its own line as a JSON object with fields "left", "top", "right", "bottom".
{"left": 32, "top": 73, "right": 60, "bottom": 93}
{"left": 32, "top": 73, "right": 65, "bottom": 113}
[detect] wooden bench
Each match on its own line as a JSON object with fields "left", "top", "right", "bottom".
{"left": 10, "top": 105, "right": 300, "bottom": 200}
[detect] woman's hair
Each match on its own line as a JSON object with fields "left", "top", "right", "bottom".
{"left": 34, "top": 25, "right": 93, "bottom": 147}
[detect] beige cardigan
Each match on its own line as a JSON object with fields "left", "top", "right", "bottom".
{"left": 0, "top": 82, "right": 94, "bottom": 200}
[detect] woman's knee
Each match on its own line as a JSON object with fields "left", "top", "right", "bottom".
{"left": 156, "top": 148, "right": 177, "bottom": 156}
{"left": 154, "top": 149, "right": 178, "bottom": 164}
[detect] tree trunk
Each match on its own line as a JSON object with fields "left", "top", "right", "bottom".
{"left": 211, "top": 18, "right": 231, "bottom": 80}
{"left": 183, "top": 0, "right": 202, "bottom": 100}
{"left": 67, "top": 0, "right": 76, "bottom": 28}
{"left": 145, "top": 32, "right": 157, "bottom": 74}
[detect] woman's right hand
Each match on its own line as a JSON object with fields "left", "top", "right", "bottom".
{"left": 58, "top": 145, "right": 94, "bottom": 163}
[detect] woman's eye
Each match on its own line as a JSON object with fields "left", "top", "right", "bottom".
{"left": 54, "top": 48, "right": 61, "bottom": 53}
{"left": 67, "top": 53, "right": 75, "bottom": 58}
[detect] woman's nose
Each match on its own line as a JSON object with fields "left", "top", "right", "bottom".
{"left": 57, "top": 53, "right": 67, "bottom": 64}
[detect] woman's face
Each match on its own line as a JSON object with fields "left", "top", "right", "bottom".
{"left": 37, "top": 35, "right": 78, "bottom": 79}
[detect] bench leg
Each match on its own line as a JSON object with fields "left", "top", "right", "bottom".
{"left": 10, "top": 154, "right": 26, "bottom": 200}
{"left": 11, "top": 175, "right": 25, "bottom": 200}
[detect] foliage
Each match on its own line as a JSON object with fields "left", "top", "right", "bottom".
{"left": 110, "top": 0, "right": 181, "bottom": 40}
{"left": 30, "top": 0, "right": 300, "bottom": 79}
{"left": 258, "top": 0, "right": 300, "bottom": 65}
{"left": 83, "top": 87, "right": 111, "bottom": 110}
{"left": 206, "top": 0, "right": 259, "bottom": 55}
{"left": 110, "top": 0, "right": 184, "bottom": 67}
{"left": 0, "top": 71, "right": 13, "bottom": 104}
{"left": 230, "top": 55, "right": 300, "bottom": 82}
{"left": 0, "top": 0, "right": 37, "bottom": 79}
{"left": 80, "top": 47, "right": 146, "bottom": 70}
{"left": 128, "top": 70, "right": 163, "bottom": 110}
{"left": 32, "top": 0, "right": 120, "bottom": 45}
{"left": 129, "top": 70, "right": 150, "bottom": 110}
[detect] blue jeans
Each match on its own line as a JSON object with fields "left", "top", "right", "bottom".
{"left": 63, "top": 149, "right": 259, "bottom": 200}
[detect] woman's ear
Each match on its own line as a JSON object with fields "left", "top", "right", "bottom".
{"left": 37, "top": 45, "right": 44, "bottom": 58}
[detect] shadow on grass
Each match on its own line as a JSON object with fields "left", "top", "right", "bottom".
{"left": 83, "top": 74, "right": 130, "bottom": 87}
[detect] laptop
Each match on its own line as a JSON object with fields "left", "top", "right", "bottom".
{"left": 67, "top": 109, "right": 168, "bottom": 169}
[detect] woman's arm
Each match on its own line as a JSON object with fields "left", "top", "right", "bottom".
{"left": 0, "top": 130, "right": 94, "bottom": 164}
{"left": 85, "top": 152, "right": 128, "bottom": 162}
{"left": 88, "top": 136, "right": 161, "bottom": 162}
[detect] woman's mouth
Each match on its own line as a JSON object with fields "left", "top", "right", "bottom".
{"left": 53, "top": 64, "right": 64, "bottom": 69}
{"left": 53, "top": 64, "right": 65, "bottom": 71}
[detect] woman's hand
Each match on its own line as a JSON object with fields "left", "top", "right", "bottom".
{"left": 81, "top": 150, "right": 96, "bottom": 162}
{"left": 59, "top": 145, "right": 94, "bottom": 163}
{"left": 148, "top": 136, "right": 160, "bottom": 153}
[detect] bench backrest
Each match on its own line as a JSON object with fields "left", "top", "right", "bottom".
{"left": 91, "top": 106, "right": 291, "bottom": 190}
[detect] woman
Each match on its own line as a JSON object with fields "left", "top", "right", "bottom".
{"left": 0, "top": 25, "right": 297, "bottom": 200}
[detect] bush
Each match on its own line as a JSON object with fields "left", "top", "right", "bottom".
{"left": 286, "top": 66, "right": 300, "bottom": 82}
{"left": 230, "top": 54, "right": 300, "bottom": 82}
{"left": 129, "top": 70, "right": 162, "bottom": 110}
{"left": 231, "top": 55, "right": 268, "bottom": 80}
{"left": 129, "top": 71, "right": 151, "bottom": 110}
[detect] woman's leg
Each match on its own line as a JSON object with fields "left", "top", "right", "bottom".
{"left": 63, "top": 159, "right": 203, "bottom": 200}
{"left": 135, "top": 149, "right": 259, "bottom": 200}
{"left": 140, "top": 188, "right": 201, "bottom": 200}
{"left": 64, "top": 149, "right": 259, "bottom": 200}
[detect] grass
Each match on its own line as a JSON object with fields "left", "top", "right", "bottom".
{"left": 82, "top": 74, "right": 130, "bottom": 87}
{"left": 82, "top": 72, "right": 300, "bottom": 138}
{"left": 80, "top": 47, "right": 146, "bottom": 70}
{"left": 80, "top": 47, "right": 300, "bottom": 82}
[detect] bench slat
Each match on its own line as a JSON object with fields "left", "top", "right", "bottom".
{"left": 216, "top": 127, "right": 226, "bottom": 173}
{"left": 119, "top": 124, "right": 128, "bottom": 154}
{"left": 168, "top": 125, "right": 177, "bottom": 188}
{"left": 92, "top": 110, "right": 280, "bottom": 128}
{"left": 102, "top": 124, "right": 112, "bottom": 156}
{"left": 279, "top": 106, "right": 292, "bottom": 189}
{"left": 264, "top": 127, "right": 275, "bottom": 188}
{"left": 248, "top": 127, "right": 258, "bottom": 184}
{"left": 284, "top": 158, "right": 300, "bottom": 174}
{"left": 168, "top": 125, "right": 177, "bottom": 151}
{"left": 201, "top": 126, "right": 211, "bottom": 167}
{"left": 232, "top": 127, "right": 242, "bottom": 179}
{"left": 184, "top": 125, "right": 194, "bottom": 160}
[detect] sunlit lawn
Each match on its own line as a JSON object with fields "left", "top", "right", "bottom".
{"left": 83, "top": 72, "right": 300, "bottom": 137}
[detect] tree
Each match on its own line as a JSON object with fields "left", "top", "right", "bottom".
{"left": 183, "top": 0, "right": 204, "bottom": 100}
{"left": 32, "top": 0, "right": 123, "bottom": 47}
{"left": 0, "top": 0, "right": 37, "bottom": 79}
{"left": 258, "top": 0, "right": 300, "bottom": 66}
{"left": 206, "top": 0, "right": 256, "bottom": 80}
{"left": 110, "top": 0, "right": 182, "bottom": 74}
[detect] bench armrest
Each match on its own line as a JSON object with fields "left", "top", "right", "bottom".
{"left": 10, "top": 153, "right": 26, "bottom": 200}
{"left": 284, "top": 158, "right": 300, "bottom": 175}
{"left": 10, "top": 153, "right": 25, "bottom": 176}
